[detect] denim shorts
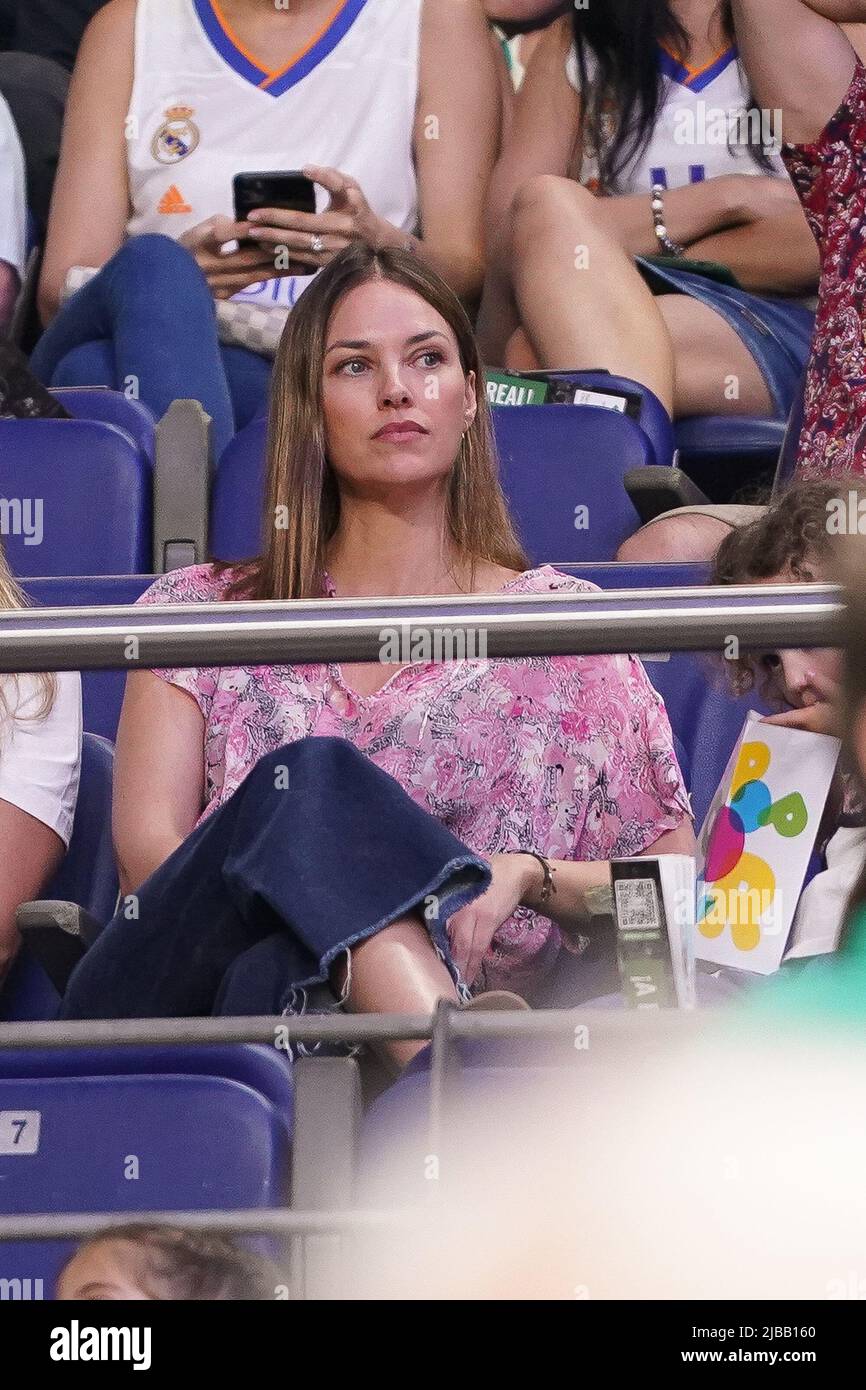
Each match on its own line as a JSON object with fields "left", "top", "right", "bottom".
{"left": 636, "top": 257, "right": 816, "bottom": 420}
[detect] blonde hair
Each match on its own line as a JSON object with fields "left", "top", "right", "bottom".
{"left": 219, "top": 243, "right": 527, "bottom": 600}
{"left": 0, "top": 543, "right": 55, "bottom": 724}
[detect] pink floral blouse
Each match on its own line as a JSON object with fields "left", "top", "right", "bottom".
{"left": 137, "top": 564, "right": 690, "bottom": 989}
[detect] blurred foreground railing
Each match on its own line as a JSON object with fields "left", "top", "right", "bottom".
{"left": 0, "top": 1006, "right": 695, "bottom": 1050}
{"left": 0, "top": 1006, "right": 705, "bottom": 1301}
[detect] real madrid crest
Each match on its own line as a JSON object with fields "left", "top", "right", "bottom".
{"left": 151, "top": 105, "right": 200, "bottom": 165}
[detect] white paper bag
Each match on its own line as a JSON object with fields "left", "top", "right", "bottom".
{"left": 695, "top": 711, "right": 841, "bottom": 975}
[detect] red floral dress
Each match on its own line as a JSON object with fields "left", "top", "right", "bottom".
{"left": 783, "top": 61, "right": 866, "bottom": 479}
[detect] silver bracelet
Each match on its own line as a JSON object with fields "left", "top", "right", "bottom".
{"left": 651, "top": 184, "right": 685, "bottom": 258}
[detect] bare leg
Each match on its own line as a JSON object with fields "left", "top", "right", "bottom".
{"left": 658, "top": 296, "right": 772, "bottom": 418}
{"left": 334, "top": 916, "right": 459, "bottom": 1073}
{"left": 508, "top": 175, "right": 773, "bottom": 419}
{"left": 509, "top": 175, "right": 676, "bottom": 412}
{"left": 477, "top": 257, "right": 522, "bottom": 366}
{"left": 504, "top": 327, "right": 540, "bottom": 372}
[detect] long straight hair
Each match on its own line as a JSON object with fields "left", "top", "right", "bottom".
{"left": 221, "top": 243, "right": 527, "bottom": 601}
{"left": 571, "top": 0, "right": 767, "bottom": 191}
{"left": 0, "top": 543, "right": 55, "bottom": 724}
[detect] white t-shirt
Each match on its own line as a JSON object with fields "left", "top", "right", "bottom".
{"left": 0, "top": 90, "right": 27, "bottom": 278}
{"left": 0, "top": 671, "right": 82, "bottom": 849}
{"left": 785, "top": 826, "right": 866, "bottom": 962}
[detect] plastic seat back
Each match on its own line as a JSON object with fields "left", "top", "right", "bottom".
{"left": 0, "top": 419, "right": 152, "bottom": 576}
{"left": 493, "top": 406, "right": 649, "bottom": 562}
{"left": 210, "top": 417, "right": 268, "bottom": 563}
{"left": 51, "top": 387, "right": 157, "bottom": 464}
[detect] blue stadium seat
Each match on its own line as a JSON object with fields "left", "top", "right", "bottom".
{"left": 674, "top": 415, "right": 787, "bottom": 500}
{"left": 771, "top": 368, "right": 807, "bottom": 494}
{"left": 23, "top": 576, "right": 154, "bottom": 740}
{"left": 558, "top": 561, "right": 708, "bottom": 589}
{"left": 0, "top": 419, "right": 152, "bottom": 577}
{"left": 492, "top": 406, "right": 649, "bottom": 562}
{"left": 51, "top": 388, "right": 157, "bottom": 465}
{"left": 0, "top": 1044, "right": 293, "bottom": 1293}
{"left": 530, "top": 370, "right": 675, "bottom": 468}
{"left": 641, "top": 650, "right": 769, "bottom": 828}
{"left": 0, "top": 734, "right": 117, "bottom": 1024}
{"left": 210, "top": 416, "right": 271, "bottom": 562}
{"left": 359, "top": 1062, "right": 568, "bottom": 1205}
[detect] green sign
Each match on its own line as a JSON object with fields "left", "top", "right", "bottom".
{"left": 485, "top": 371, "right": 549, "bottom": 407}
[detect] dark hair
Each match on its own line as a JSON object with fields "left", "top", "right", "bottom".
{"left": 571, "top": 1, "right": 768, "bottom": 191}
{"left": 67, "top": 1226, "right": 284, "bottom": 1301}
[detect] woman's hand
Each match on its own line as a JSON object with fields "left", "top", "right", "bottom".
{"left": 244, "top": 165, "right": 396, "bottom": 272}
{"left": 180, "top": 215, "right": 289, "bottom": 300}
{"left": 763, "top": 670, "right": 843, "bottom": 736}
{"left": 446, "top": 853, "right": 539, "bottom": 987}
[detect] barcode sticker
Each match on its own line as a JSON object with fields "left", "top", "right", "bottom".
{"left": 614, "top": 878, "right": 660, "bottom": 932}
{"left": 0, "top": 1111, "right": 40, "bottom": 1155}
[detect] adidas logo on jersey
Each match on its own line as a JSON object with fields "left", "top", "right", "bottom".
{"left": 158, "top": 185, "right": 192, "bottom": 215}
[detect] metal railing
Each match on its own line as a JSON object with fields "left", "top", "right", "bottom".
{"left": 0, "top": 583, "right": 844, "bottom": 671}
{"left": 0, "top": 1209, "right": 416, "bottom": 1242}
{"left": 0, "top": 1007, "right": 645, "bottom": 1050}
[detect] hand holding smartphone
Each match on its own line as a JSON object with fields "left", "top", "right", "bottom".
{"left": 233, "top": 171, "right": 317, "bottom": 222}
{"left": 234, "top": 170, "right": 319, "bottom": 277}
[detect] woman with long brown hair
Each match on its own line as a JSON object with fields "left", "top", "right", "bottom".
{"left": 62, "top": 244, "right": 693, "bottom": 1066}
{"left": 0, "top": 544, "right": 81, "bottom": 991}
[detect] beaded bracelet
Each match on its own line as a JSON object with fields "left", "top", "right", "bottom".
{"left": 651, "top": 183, "right": 685, "bottom": 258}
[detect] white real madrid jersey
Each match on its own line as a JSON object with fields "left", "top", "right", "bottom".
{"left": 566, "top": 42, "right": 786, "bottom": 194}
{"left": 126, "top": 0, "right": 422, "bottom": 310}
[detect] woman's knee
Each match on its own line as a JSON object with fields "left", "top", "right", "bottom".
{"left": 102, "top": 235, "right": 208, "bottom": 307}
{"left": 249, "top": 736, "right": 370, "bottom": 792}
{"left": 510, "top": 174, "right": 598, "bottom": 256}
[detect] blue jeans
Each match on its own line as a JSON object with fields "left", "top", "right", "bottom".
{"left": 31, "top": 235, "right": 272, "bottom": 457}
{"left": 60, "top": 738, "right": 490, "bottom": 1023}
{"left": 637, "top": 257, "right": 815, "bottom": 420}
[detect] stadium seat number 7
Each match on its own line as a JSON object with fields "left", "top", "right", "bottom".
{"left": 0, "top": 1112, "right": 41, "bottom": 1155}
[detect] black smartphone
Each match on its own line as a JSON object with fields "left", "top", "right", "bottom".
{"left": 233, "top": 170, "right": 317, "bottom": 222}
